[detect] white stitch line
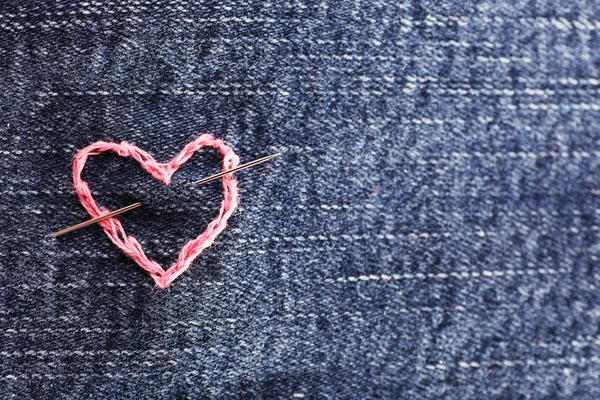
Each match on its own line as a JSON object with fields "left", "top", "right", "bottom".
{"left": 401, "top": 15, "right": 600, "bottom": 31}
{"left": 412, "top": 86, "right": 600, "bottom": 96}
{"left": 0, "top": 16, "right": 280, "bottom": 31}
{"left": 1, "top": 140, "right": 599, "bottom": 160}
{"left": 516, "top": 103, "right": 600, "bottom": 111}
{"left": 545, "top": 77, "right": 600, "bottom": 86}
{"left": 31, "top": 77, "right": 579, "bottom": 95}
{"left": 28, "top": 77, "right": 600, "bottom": 94}
{"left": 4, "top": 355, "right": 600, "bottom": 380}
{"left": 0, "top": 349, "right": 180, "bottom": 358}
{"left": 0, "top": 336, "right": 598, "bottom": 359}
{"left": 34, "top": 71, "right": 598, "bottom": 98}
{"left": 1, "top": 372, "right": 160, "bottom": 380}
{"left": 3, "top": 149, "right": 600, "bottom": 163}
{"left": 0, "top": 1, "right": 240, "bottom": 22}
{"left": 401, "top": 75, "right": 600, "bottom": 87}
{"left": 0, "top": 2, "right": 598, "bottom": 29}
{"left": 29, "top": 86, "right": 600, "bottom": 111}
{"left": 33, "top": 85, "right": 600, "bottom": 98}
{"left": 454, "top": 355, "right": 600, "bottom": 369}
{"left": 337, "top": 267, "right": 571, "bottom": 283}
{"left": 2, "top": 368, "right": 208, "bottom": 380}
{"left": 14, "top": 268, "right": 595, "bottom": 292}
{"left": 35, "top": 89, "right": 289, "bottom": 97}
{"left": 2, "top": 10, "right": 600, "bottom": 33}
{"left": 0, "top": 307, "right": 467, "bottom": 330}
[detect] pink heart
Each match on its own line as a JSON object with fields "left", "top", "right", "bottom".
{"left": 72, "top": 134, "right": 240, "bottom": 289}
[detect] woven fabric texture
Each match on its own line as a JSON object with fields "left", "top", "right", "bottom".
{"left": 1, "top": 1, "right": 600, "bottom": 398}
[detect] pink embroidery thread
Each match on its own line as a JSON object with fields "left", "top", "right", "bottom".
{"left": 72, "top": 134, "right": 240, "bottom": 289}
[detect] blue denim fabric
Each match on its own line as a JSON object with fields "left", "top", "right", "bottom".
{"left": 1, "top": 1, "right": 600, "bottom": 398}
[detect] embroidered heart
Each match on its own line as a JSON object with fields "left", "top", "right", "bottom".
{"left": 72, "top": 134, "right": 240, "bottom": 289}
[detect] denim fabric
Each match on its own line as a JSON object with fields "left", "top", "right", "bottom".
{"left": 1, "top": 1, "right": 600, "bottom": 399}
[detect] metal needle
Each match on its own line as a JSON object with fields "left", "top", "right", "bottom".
{"left": 51, "top": 202, "right": 142, "bottom": 237}
{"left": 192, "top": 153, "right": 280, "bottom": 185}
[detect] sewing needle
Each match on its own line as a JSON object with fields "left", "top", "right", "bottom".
{"left": 51, "top": 202, "right": 142, "bottom": 237}
{"left": 51, "top": 153, "right": 280, "bottom": 237}
{"left": 192, "top": 153, "right": 280, "bottom": 185}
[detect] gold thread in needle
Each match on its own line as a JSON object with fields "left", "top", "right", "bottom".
{"left": 192, "top": 153, "right": 280, "bottom": 186}
{"left": 51, "top": 202, "right": 142, "bottom": 238}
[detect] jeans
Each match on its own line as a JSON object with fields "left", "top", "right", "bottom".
{"left": 1, "top": 1, "right": 599, "bottom": 398}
